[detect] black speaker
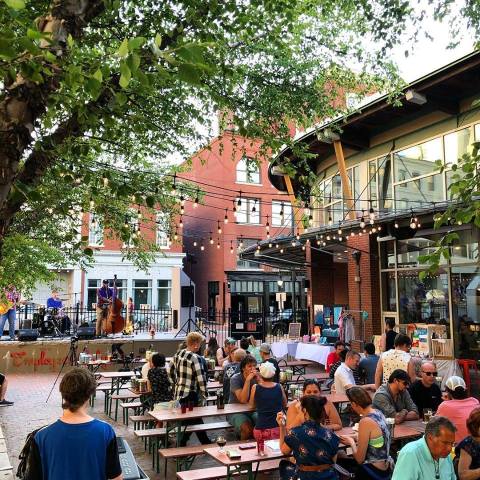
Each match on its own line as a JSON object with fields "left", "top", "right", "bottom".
{"left": 18, "top": 329, "right": 39, "bottom": 341}
{"left": 173, "top": 309, "right": 178, "bottom": 329}
{"left": 304, "top": 279, "right": 311, "bottom": 289}
{"left": 77, "top": 326, "right": 96, "bottom": 339}
{"left": 181, "top": 286, "right": 194, "bottom": 307}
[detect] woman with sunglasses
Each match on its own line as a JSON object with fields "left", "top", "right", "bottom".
{"left": 338, "top": 387, "right": 392, "bottom": 480}
{"left": 286, "top": 379, "right": 342, "bottom": 431}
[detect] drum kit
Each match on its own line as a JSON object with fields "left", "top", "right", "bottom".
{"left": 33, "top": 307, "right": 71, "bottom": 337}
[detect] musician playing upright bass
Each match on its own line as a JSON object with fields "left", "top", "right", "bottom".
{"left": 96, "top": 279, "right": 113, "bottom": 337}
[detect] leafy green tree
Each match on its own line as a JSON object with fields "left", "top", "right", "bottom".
{"left": 0, "top": 0, "right": 418, "bottom": 291}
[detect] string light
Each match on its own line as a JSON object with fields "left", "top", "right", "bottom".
{"left": 217, "top": 221, "right": 222, "bottom": 234}
{"left": 237, "top": 193, "right": 242, "bottom": 207}
{"left": 137, "top": 209, "right": 142, "bottom": 219}
{"left": 360, "top": 210, "right": 366, "bottom": 228}
{"left": 193, "top": 240, "right": 197, "bottom": 247}
{"left": 193, "top": 190, "right": 199, "bottom": 208}
{"left": 174, "top": 229, "right": 178, "bottom": 241}
{"left": 180, "top": 195, "right": 185, "bottom": 207}
{"left": 410, "top": 210, "right": 418, "bottom": 229}
{"left": 180, "top": 204, "right": 185, "bottom": 215}
{"left": 217, "top": 238, "right": 221, "bottom": 249}
{"left": 239, "top": 236, "right": 244, "bottom": 248}
{"left": 209, "top": 232, "right": 214, "bottom": 244}
{"left": 89, "top": 197, "right": 94, "bottom": 210}
{"left": 224, "top": 209, "right": 229, "bottom": 224}
{"left": 268, "top": 242, "right": 273, "bottom": 248}
{"left": 200, "top": 242, "right": 205, "bottom": 251}
{"left": 230, "top": 241, "right": 234, "bottom": 253}
{"left": 252, "top": 199, "right": 257, "bottom": 213}
{"left": 102, "top": 176, "right": 108, "bottom": 187}
{"left": 123, "top": 216, "right": 129, "bottom": 229}
{"left": 171, "top": 173, "right": 177, "bottom": 196}
{"left": 369, "top": 203, "right": 375, "bottom": 221}
{"left": 328, "top": 215, "right": 333, "bottom": 226}
{"left": 394, "top": 220, "right": 399, "bottom": 229}
{"left": 179, "top": 216, "right": 183, "bottom": 228}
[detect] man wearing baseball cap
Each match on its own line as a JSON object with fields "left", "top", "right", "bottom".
{"left": 436, "top": 375, "right": 479, "bottom": 443}
{"left": 259, "top": 343, "right": 280, "bottom": 383}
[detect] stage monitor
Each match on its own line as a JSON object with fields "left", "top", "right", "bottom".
{"left": 18, "top": 329, "right": 39, "bottom": 341}
{"left": 77, "top": 326, "right": 96, "bottom": 339}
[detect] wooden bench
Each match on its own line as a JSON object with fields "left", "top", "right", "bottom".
{"left": 136, "top": 421, "right": 232, "bottom": 472}
{"left": 130, "top": 414, "right": 155, "bottom": 430}
{"left": 160, "top": 440, "right": 244, "bottom": 474}
{"left": 109, "top": 392, "right": 140, "bottom": 420}
{"left": 120, "top": 401, "right": 144, "bottom": 425}
{"left": 176, "top": 459, "right": 280, "bottom": 480}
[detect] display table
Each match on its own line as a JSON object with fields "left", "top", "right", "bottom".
{"left": 271, "top": 341, "right": 298, "bottom": 359}
{"left": 295, "top": 343, "right": 333, "bottom": 366}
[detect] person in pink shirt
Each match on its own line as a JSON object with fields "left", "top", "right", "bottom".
{"left": 326, "top": 341, "right": 345, "bottom": 373}
{"left": 436, "top": 376, "right": 480, "bottom": 443}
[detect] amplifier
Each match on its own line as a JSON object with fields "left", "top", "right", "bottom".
{"left": 18, "top": 329, "right": 39, "bottom": 341}
{"left": 76, "top": 326, "right": 96, "bottom": 339}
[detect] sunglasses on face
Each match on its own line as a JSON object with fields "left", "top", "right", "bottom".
{"left": 422, "top": 371, "right": 438, "bottom": 376}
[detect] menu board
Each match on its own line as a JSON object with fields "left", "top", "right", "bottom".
{"left": 288, "top": 322, "right": 302, "bottom": 340}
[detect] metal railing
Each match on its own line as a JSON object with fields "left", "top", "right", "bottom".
{"left": 15, "top": 305, "right": 174, "bottom": 334}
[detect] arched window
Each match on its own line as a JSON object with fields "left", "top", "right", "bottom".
{"left": 236, "top": 157, "right": 260, "bottom": 184}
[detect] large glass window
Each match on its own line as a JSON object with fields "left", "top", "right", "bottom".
{"left": 237, "top": 238, "right": 260, "bottom": 269}
{"left": 87, "top": 279, "right": 100, "bottom": 309}
{"left": 394, "top": 137, "right": 442, "bottom": 181}
{"left": 157, "top": 280, "right": 171, "bottom": 309}
{"left": 236, "top": 197, "right": 260, "bottom": 224}
{"left": 113, "top": 279, "right": 127, "bottom": 302}
{"left": 394, "top": 173, "right": 444, "bottom": 210}
{"left": 156, "top": 212, "right": 170, "bottom": 249}
{"left": 133, "top": 280, "right": 152, "bottom": 307}
{"left": 236, "top": 157, "right": 260, "bottom": 184}
{"left": 272, "top": 201, "right": 292, "bottom": 227}
{"left": 88, "top": 214, "right": 103, "bottom": 246}
{"left": 444, "top": 127, "right": 473, "bottom": 167}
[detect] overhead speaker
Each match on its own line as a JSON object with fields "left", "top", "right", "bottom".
{"left": 18, "top": 329, "right": 39, "bottom": 341}
{"left": 77, "top": 326, "right": 96, "bottom": 339}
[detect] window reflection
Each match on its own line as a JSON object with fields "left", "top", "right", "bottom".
{"left": 394, "top": 138, "right": 442, "bottom": 181}
{"left": 394, "top": 174, "right": 444, "bottom": 211}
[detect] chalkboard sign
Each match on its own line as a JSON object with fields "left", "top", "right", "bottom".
{"left": 288, "top": 322, "right": 302, "bottom": 340}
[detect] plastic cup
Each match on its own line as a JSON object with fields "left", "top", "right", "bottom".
{"left": 181, "top": 403, "right": 187, "bottom": 414}
{"left": 188, "top": 401, "right": 194, "bottom": 411}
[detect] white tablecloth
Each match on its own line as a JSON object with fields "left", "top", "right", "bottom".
{"left": 295, "top": 343, "right": 334, "bottom": 366}
{"left": 271, "top": 341, "right": 298, "bottom": 359}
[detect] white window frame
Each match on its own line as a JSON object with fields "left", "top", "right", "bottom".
{"left": 236, "top": 197, "right": 260, "bottom": 224}
{"left": 236, "top": 157, "right": 260, "bottom": 184}
{"left": 88, "top": 214, "right": 104, "bottom": 246}
{"left": 156, "top": 212, "right": 170, "bottom": 249}
{"left": 271, "top": 201, "right": 292, "bottom": 227}
{"left": 157, "top": 280, "right": 172, "bottom": 309}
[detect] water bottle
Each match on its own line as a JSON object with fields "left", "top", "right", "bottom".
{"left": 217, "top": 389, "right": 225, "bottom": 409}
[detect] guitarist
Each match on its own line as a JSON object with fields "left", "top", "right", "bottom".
{"left": 95, "top": 280, "right": 113, "bottom": 337}
{"left": 0, "top": 285, "right": 20, "bottom": 341}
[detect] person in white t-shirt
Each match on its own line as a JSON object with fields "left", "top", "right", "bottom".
{"left": 374, "top": 333, "right": 416, "bottom": 388}
{"left": 334, "top": 351, "right": 375, "bottom": 395}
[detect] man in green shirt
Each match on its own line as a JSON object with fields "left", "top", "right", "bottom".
{"left": 392, "top": 416, "right": 456, "bottom": 480}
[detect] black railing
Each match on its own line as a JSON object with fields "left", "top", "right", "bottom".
{"left": 16, "top": 305, "right": 174, "bottom": 334}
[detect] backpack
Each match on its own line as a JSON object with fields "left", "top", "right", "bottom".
{"left": 16, "top": 425, "right": 48, "bottom": 479}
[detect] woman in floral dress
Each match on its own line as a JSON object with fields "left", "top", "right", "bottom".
{"left": 277, "top": 396, "right": 340, "bottom": 480}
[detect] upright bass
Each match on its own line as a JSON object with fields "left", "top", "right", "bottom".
{"left": 105, "top": 274, "right": 125, "bottom": 334}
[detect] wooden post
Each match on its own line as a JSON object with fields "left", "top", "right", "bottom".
{"left": 333, "top": 140, "right": 356, "bottom": 220}
{"left": 283, "top": 174, "right": 304, "bottom": 234}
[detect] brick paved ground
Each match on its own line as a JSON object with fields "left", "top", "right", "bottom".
{"left": 0, "top": 372, "right": 281, "bottom": 479}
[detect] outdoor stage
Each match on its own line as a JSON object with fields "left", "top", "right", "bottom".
{"left": 0, "top": 332, "right": 185, "bottom": 373}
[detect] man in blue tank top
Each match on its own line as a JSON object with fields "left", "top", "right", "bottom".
{"left": 25, "top": 368, "right": 122, "bottom": 480}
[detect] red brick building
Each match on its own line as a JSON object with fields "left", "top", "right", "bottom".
{"left": 181, "top": 131, "right": 306, "bottom": 326}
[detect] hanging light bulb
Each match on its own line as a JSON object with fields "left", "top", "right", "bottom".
{"left": 180, "top": 204, "right": 184, "bottom": 215}
{"left": 200, "top": 242, "right": 205, "bottom": 251}
{"left": 280, "top": 202, "right": 285, "bottom": 221}
{"left": 179, "top": 217, "right": 183, "bottom": 228}
{"left": 328, "top": 215, "right": 333, "bottom": 226}
{"left": 174, "top": 229, "right": 178, "bottom": 241}
{"left": 280, "top": 248, "right": 284, "bottom": 254}
{"left": 89, "top": 197, "right": 94, "bottom": 210}
{"left": 338, "top": 236, "right": 343, "bottom": 241}
{"left": 123, "top": 216, "right": 129, "bottom": 229}
{"left": 369, "top": 204, "right": 375, "bottom": 221}
{"left": 410, "top": 210, "right": 417, "bottom": 229}
{"left": 360, "top": 209, "right": 365, "bottom": 229}
{"left": 326, "top": 235, "right": 331, "bottom": 241}
{"left": 233, "top": 204, "right": 237, "bottom": 217}
{"left": 302, "top": 244, "right": 306, "bottom": 251}
{"left": 217, "top": 221, "right": 222, "bottom": 234}
{"left": 266, "top": 215, "right": 270, "bottom": 231}
{"left": 171, "top": 174, "right": 177, "bottom": 196}
{"left": 291, "top": 240, "right": 296, "bottom": 247}
{"left": 102, "top": 176, "right": 108, "bottom": 187}
{"left": 239, "top": 236, "right": 244, "bottom": 248}
{"left": 180, "top": 195, "right": 185, "bottom": 207}
{"left": 377, "top": 225, "right": 382, "bottom": 231}
{"left": 308, "top": 213, "right": 313, "bottom": 226}
{"left": 296, "top": 233, "right": 300, "bottom": 240}
{"left": 252, "top": 200, "right": 257, "bottom": 213}
{"left": 193, "top": 190, "right": 199, "bottom": 208}
{"left": 224, "top": 209, "right": 229, "bottom": 224}
{"left": 350, "top": 231, "right": 355, "bottom": 237}
{"left": 304, "top": 201, "right": 310, "bottom": 216}
{"left": 193, "top": 240, "right": 198, "bottom": 247}
{"left": 275, "top": 243, "right": 279, "bottom": 249}
{"left": 209, "top": 232, "right": 214, "bottom": 245}
{"left": 237, "top": 195, "right": 242, "bottom": 207}
{"left": 268, "top": 242, "right": 273, "bottom": 248}
{"left": 217, "top": 238, "right": 221, "bottom": 249}
{"left": 137, "top": 209, "right": 142, "bottom": 219}
{"left": 230, "top": 241, "right": 234, "bottom": 254}
{"left": 316, "top": 238, "right": 321, "bottom": 246}
{"left": 394, "top": 221, "right": 399, "bottom": 229}
{"left": 338, "top": 226, "right": 342, "bottom": 235}
{"left": 256, "top": 243, "right": 261, "bottom": 251}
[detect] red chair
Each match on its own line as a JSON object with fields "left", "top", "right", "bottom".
{"left": 457, "top": 359, "right": 478, "bottom": 394}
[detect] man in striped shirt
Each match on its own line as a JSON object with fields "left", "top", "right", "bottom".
{"left": 168, "top": 331, "right": 211, "bottom": 445}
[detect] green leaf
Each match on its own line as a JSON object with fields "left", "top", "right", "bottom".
{"left": 154, "top": 33, "right": 162, "bottom": 47}
{"left": 117, "top": 38, "right": 129, "bottom": 58}
{"left": 128, "top": 36, "right": 146, "bottom": 50}
{"left": 27, "top": 28, "right": 44, "bottom": 41}
{"left": 93, "top": 68, "right": 103, "bottom": 83}
{"left": 127, "top": 53, "right": 141, "bottom": 72}
{"left": 0, "top": 38, "right": 16, "bottom": 59}
{"left": 115, "top": 91, "right": 128, "bottom": 106}
{"left": 84, "top": 248, "right": 94, "bottom": 256}
{"left": 4, "top": 0, "right": 25, "bottom": 10}
{"left": 178, "top": 63, "right": 201, "bottom": 85}
{"left": 119, "top": 61, "right": 131, "bottom": 88}
{"left": 67, "top": 34, "right": 74, "bottom": 48}
{"left": 145, "top": 196, "right": 155, "bottom": 208}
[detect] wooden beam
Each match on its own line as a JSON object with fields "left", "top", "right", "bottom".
{"left": 283, "top": 174, "right": 304, "bottom": 234}
{"left": 333, "top": 140, "right": 356, "bottom": 221}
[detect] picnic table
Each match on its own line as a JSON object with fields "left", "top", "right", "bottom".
{"left": 150, "top": 403, "right": 253, "bottom": 447}
{"left": 99, "top": 370, "right": 135, "bottom": 392}
{"left": 280, "top": 359, "right": 316, "bottom": 375}
{"left": 204, "top": 443, "right": 284, "bottom": 480}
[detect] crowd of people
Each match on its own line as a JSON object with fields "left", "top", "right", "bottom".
{"left": 21, "top": 327, "right": 479, "bottom": 480}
